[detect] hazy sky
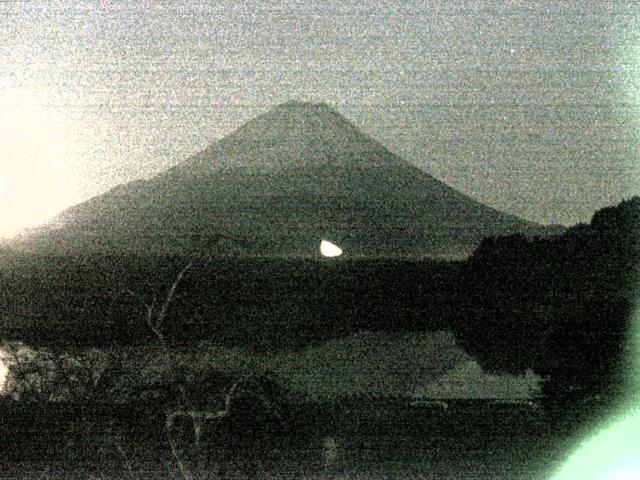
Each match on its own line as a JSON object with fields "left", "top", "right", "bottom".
{"left": 1, "top": 1, "right": 639, "bottom": 238}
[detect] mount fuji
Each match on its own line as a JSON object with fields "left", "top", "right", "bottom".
{"left": 17, "top": 101, "right": 558, "bottom": 258}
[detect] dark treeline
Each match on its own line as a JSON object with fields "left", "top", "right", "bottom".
{"left": 1, "top": 197, "right": 638, "bottom": 405}
{"left": 452, "top": 197, "right": 639, "bottom": 405}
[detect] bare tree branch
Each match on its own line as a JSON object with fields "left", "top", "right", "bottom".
{"left": 156, "top": 261, "right": 193, "bottom": 332}
{"left": 123, "top": 250, "right": 236, "bottom": 478}
{"left": 164, "top": 425, "right": 196, "bottom": 480}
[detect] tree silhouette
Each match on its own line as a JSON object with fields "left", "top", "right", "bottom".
{"left": 452, "top": 197, "right": 639, "bottom": 409}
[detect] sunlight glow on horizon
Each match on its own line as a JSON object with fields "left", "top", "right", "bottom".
{"left": 0, "top": 88, "right": 86, "bottom": 239}
{"left": 0, "top": 172, "right": 6, "bottom": 199}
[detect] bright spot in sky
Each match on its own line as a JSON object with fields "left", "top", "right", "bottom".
{"left": 320, "top": 240, "right": 343, "bottom": 257}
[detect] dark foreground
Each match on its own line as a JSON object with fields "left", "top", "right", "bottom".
{"left": 0, "top": 398, "right": 610, "bottom": 479}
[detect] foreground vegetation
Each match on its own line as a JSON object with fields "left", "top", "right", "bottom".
{"left": 0, "top": 383, "right": 574, "bottom": 480}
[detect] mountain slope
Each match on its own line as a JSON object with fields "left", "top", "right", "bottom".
{"left": 17, "top": 101, "right": 556, "bottom": 258}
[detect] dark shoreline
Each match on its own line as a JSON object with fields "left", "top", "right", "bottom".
{"left": 0, "top": 396, "right": 603, "bottom": 479}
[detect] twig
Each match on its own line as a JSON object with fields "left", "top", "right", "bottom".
{"left": 165, "top": 416, "right": 196, "bottom": 480}
{"left": 156, "top": 261, "right": 193, "bottom": 332}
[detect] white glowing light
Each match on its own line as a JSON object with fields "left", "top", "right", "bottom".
{"left": 0, "top": 350, "right": 9, "bottom": 392}
{"left": 320, "top": 240, "right": 342, "bottom": 257}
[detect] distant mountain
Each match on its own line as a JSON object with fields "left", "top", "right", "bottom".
{"left": 15, "top": 101, "right": 560, "bottom": 258}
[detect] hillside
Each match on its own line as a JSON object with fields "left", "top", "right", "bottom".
{"left": 14, "top": 101, "right": 557, "bottom": 258}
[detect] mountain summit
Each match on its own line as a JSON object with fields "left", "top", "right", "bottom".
{"left": 18, "top": 101, "right": 555, "bottom": 258}
{"left": 173, "top": 100, "right": 403, "bottom": 173}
